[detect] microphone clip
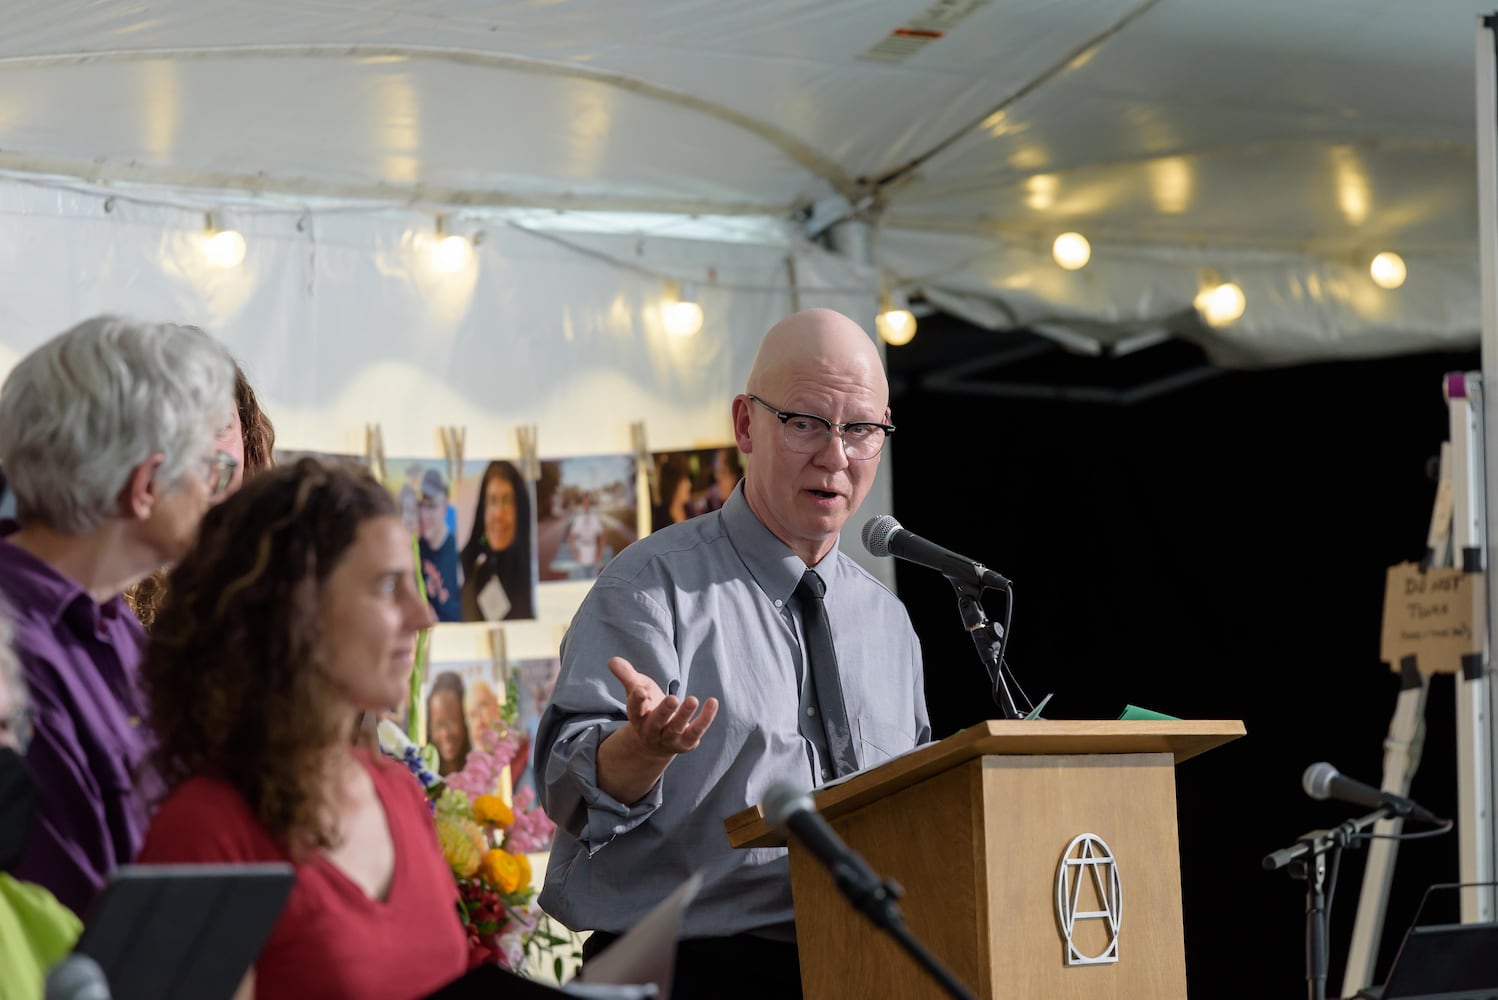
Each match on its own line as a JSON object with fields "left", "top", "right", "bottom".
{"left": 951, "top": 582, "right": 1021, "bottom": 719}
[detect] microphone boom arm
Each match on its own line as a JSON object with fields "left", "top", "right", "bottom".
{"left": 1263, "top": 807, "right": 1395, "bottom": 1000}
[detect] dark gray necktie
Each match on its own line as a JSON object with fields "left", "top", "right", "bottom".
{"left": 794, "top": 569, "right": 859, "bottom": 777}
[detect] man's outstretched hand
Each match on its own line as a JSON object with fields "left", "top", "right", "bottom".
{"left": 596, "top": 656, "right": 719, "bottom": 804}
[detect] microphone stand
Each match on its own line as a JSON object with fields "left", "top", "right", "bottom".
{"left": 829, "top": 858, "right": 981, "bottom": 1000}
{"left": 952, "top": 579, "right": 1021, "bottom": 719}
{"left": 1263, "top": 807, "right": 1391, "bottom": 1000}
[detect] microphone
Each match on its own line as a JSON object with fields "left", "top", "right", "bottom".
{"left": 1302, "top": 762, "right": 1443, "bottom": 825}
{"left": 44, "top": 954, "right": 112, "bottom": 1000}
{"left": 762, "top": 782, "right": 901, "bottom": 929}
{"left": 861, "top": 515, "right": 1010, "bottom": 591}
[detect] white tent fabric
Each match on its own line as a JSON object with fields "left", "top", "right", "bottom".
{"left": 0, "top": 0, "right": 1490, "bottom": 366}
{"left": 0, "top": 173, "right": 896, "bottom": 611}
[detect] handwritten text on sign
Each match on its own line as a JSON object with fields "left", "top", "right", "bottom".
{"left": 1380, "top": 561, "right": 1485, "bottom": 674}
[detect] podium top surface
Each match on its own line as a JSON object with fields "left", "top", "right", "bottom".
{"left": 724, "top": 718, "right": 1245, "bottom": 849}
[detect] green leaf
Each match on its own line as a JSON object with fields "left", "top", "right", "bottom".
{"left": 503, "top": 674, "right": 522, "bottom": 728}
{"left": 407, "top": 535, "right": 429, "bottom": 744}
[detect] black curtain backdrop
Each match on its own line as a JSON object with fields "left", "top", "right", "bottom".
{"left": 886, "top": 325, "right": 1481, "bottom": 999}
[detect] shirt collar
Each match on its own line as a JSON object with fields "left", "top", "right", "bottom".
{"left": 719, "top": 483, "right": 844, "bottom": 606}
{"left": 0, "top": 519, "right": 136, "bottom": 634}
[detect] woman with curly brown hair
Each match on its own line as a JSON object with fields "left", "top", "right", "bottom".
{"left": 135, "top": 458, "right": 467, "bottom": 999}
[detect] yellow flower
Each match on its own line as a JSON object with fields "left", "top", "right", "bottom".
{"left": 481, "top": 849, "right": 523, "bottom": 894}
{"left": 436, "top": 813, "right": 485, "bottom": 878}
{"left": 473, "top": 793, "right": 515, "bottom": 828}
{"left": 513, "top": 851, "right": 532, "bottom": 892}
{"left": 435, "top": 787, "right": 471, "bottom": 818}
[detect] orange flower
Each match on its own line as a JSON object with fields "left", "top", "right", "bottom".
{"left": 481, "top": 849, "right": 523, "bottom": 893}
{"left": 473, "top": 793, "right": 515, "bottom": 828}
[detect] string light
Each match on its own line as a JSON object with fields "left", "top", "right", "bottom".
{"left": 1370, "top": 251, "right": 1406, "bottom": 290}
{"left": 876, "top": 287, "right": 917, "bottom": 346}
{"left": 1194, "top": 281, "right": 1246, "bottom": 327}
{"left": 431, "top": 215, "right": 474, "bottom": 273}
{"left": 202, "top": 213, "right": 246, "bottom": 269}
{"left": 663, "top": 280, "right": 704, "bottom": 337}
{"left": 1052, "top": 232, "right": 1091, "bottom": 270}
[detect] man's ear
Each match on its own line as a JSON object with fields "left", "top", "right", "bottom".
{"left": 120, "top": 453, "right": 165, "bottom": 520}
{"left": 731, "top": 395, "right": 754, "bottom": 454}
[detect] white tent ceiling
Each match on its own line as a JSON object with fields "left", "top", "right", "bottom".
{"left": 1, "top": 0, "right": 1492, "bottom": 367}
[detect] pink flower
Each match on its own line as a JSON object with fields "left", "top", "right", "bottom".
{"left": 503, "top": 787, "right": 557, "bottom": 855}
{"left": 444, "top": 732, "right": 523, "bottom": 798}
{"left": 497, "top": 928, "right": 526, "bottom": 971}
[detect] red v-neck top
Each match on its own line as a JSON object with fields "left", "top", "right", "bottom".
{"left": 137, "top": 747, "right": 467, "bottom": 999}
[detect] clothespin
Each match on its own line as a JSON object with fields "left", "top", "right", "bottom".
{"left": 441, "top": 426, "right": 466, "bottom": 485}
{"left": 487, "top": 624, "right": 507, "bottom": 678}
{"left": 365, "top": 424, "right": 386, "bottom": 482}
{"left": 631, "top": 421, "right": 659, "bottom": 505}
{"left": 516, "top": 426, "right": 540, "bottom": 482}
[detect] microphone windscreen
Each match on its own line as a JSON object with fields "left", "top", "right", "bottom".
{"left": 44, "top": 954, "right": 112, "bottom": 1000}
{"left": 762, "top": 781, "right": 813, "bottom": 831}
{"left": 1302, "top": 761, "right": 1337, "bottom": 800}
{"left": 861, "top": 515, "right": 901, "bottom": 557}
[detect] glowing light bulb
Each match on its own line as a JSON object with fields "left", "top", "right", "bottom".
{"left": 431, "top": 234, "right": 474, "bottom": 273}
{"left": 203, "top": 229, "right": 246, "bottom": 269}
{"left": 1194, "top": 282, "right": 1246, "bottom": 327}
{"left": 1370, "top": 251, "right": 1406, "bottom": 290}
{"left": 663, "top": 300, "right": 704, "bottom": 337}
{"left": 1052, "top": 232, "right": 1091, "bottom": 270}
{"left": 876, "top": 308, "right": 917, "bottom": 346}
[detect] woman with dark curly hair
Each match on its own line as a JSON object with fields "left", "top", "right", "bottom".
{"left": 459, "top": 459, "right": 535, "bottom": 621}
{"left": 135, "top": 458, "right": 466, "bottom": 999}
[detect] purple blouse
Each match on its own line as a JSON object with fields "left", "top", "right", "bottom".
{"left": 0, "top": 521, "right": 159, "bottom": 916}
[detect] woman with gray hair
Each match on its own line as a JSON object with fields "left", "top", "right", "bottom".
{"left": 0, "top": 314, "right": 237, "bottom": 917}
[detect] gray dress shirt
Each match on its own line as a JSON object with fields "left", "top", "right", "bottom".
{"left": 536, "top": 483, "right": 930, "bottom": 940}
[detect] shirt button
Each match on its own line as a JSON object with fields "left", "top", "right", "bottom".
{"left": 613, "top": 824, "right": 627, "bottom": 835}
{"left": 806, "top": 706, "right": 816, "bottom": 717}
{"left": 822, "top": 769, "right": 832, "bottom": 781}
{"left": 774, "top": 599, "right": 783, "bottom": 608}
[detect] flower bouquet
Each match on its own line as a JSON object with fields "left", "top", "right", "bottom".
{"left": 377, "top": 691, "right": 574, "bottom": 976}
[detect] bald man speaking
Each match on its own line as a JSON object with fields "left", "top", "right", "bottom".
{"left": 536, "top": 309, "right": 931, "bottom": 998}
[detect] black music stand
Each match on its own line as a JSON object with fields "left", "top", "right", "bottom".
{"left": 75, "top": 863, "right": 295, "bottom": 1000}
{"left": 1355, "top": 883, "right": 1498, "bottom": 1000}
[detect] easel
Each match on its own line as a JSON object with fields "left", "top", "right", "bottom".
{"left": 1341, "top": 372, "right": 1495, "bottom": 997}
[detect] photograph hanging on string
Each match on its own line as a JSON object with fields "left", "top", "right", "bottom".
{"left": 415, "top": 625, "right": 508, "bottom": 783}
{"left": 507, "top": 656, "right": 561, "bottom": 813}
{"left": 271, "top": 448, "right": 369, "bottom": 473}
{"left": 536, "top": 454, "right": 638, "bottom": 582}
{"left": 648, "top": 444, "right": 743, "bottom": 534}
{"left": 379, "top": 457, "right": 538, "bottom": 623}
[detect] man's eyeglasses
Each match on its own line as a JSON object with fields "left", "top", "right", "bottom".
{"left": 203, "top": 451, "right": 239, "bottom": 498}
{"left": 747, "top": 395, "right": 895, "bottom": 461}
{"left": 0, "top": 704, "right": 34, "bottom": 754}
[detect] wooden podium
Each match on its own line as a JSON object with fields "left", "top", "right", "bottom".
{"left": 725, "top": 720, "right": 1244, "bottom": 1000}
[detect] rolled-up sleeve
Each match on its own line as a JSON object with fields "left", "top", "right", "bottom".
{"left": 535, "top": 579, "right": 681, "bottom": 854}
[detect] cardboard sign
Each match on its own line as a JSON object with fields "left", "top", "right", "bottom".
{"left": 1380, "top": 561, "right": 1485, "bottom": 674}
